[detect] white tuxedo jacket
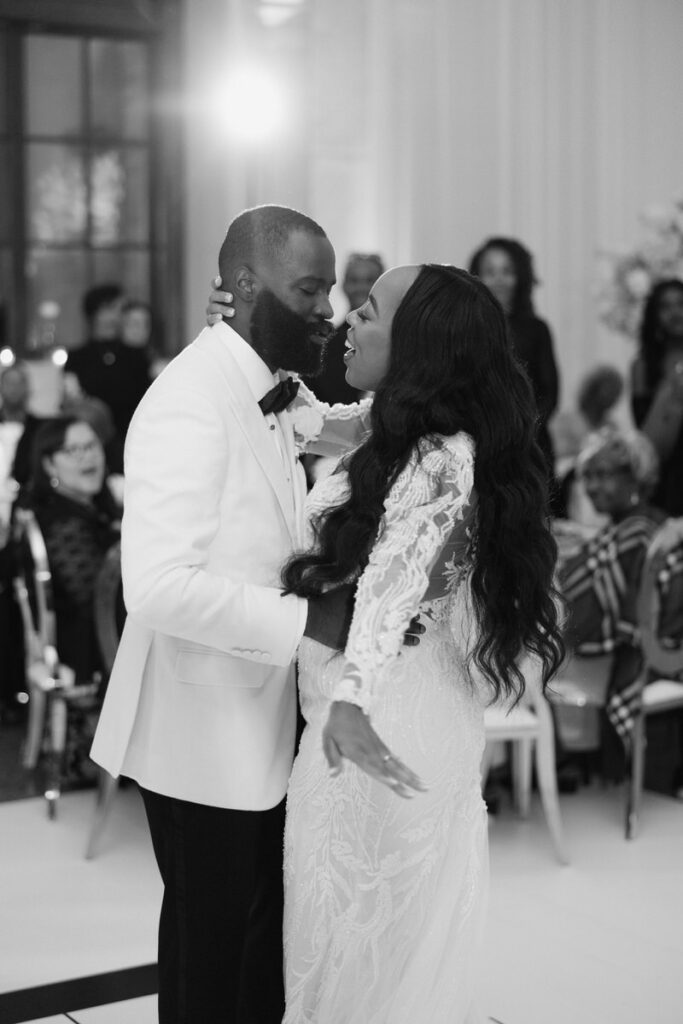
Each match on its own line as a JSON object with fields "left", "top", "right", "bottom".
{"left": 91, "top": 322, "right": 367, "bottom": 810}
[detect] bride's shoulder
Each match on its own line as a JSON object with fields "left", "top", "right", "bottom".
{"left": 415, "top": 431, "right": 475, "bottom": 474}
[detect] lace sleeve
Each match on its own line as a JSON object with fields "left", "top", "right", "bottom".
{"left": 290, "top": 380, "right": 372, "bottom": 457}
{"left": 332, "top": 433, "right": 475, "bottom": 713}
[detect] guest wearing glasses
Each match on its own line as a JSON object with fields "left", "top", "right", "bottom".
{"left": 23, "top": 417, "right": 121, "bottom": 684}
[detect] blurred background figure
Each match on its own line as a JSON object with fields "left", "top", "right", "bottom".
{"left": 304, "top": 252, "right": 385, "bottom": 406}
{"left": 24, "top": 416, "right": 122, "bottom": 684}
{"left": 19, "top": 416, "right": 122, "bottom": 782}
{"left": 0, "top": 363, "right": 44, "bottom": 721}
{"left": 553, "top": 364, "right": 625, "bottom": 523}
{"left": 121, "top": 299, "right": 168, "bottom": 380}
{"left": 64, "top": 285, "right": 152, "bottom": 471}
{"left": 469, "top": 237, "right": 560, "bottom": 503}
{"left": 0, "top": 362, "right": 45, "bottom": 491}
{"left": 555, "top": 426, "right": 663, "bottom": 779}
{"left": 631, "top": 278, "right": 683, "bottom": 517}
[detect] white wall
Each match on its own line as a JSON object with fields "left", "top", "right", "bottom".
{"left": 181, "top": 0, "right": 683, "bottom": 413}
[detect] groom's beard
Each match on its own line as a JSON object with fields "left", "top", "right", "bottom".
{"left": 251, "top": 289, "right": 332, "bottom": 377}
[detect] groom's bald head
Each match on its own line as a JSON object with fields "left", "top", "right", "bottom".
{"left": 218, "top": 204, "right": 328, "bottom": 285}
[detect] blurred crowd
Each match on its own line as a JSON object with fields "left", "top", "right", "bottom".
{"left": 1, "top": 245, "right": 682, "bottom": 793}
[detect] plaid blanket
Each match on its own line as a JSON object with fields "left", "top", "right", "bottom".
{"left": 657, "top": 542, "right": 683, "bottom": 651}
{"left": 559, "top": 511, "right": 663, "bottom": 743}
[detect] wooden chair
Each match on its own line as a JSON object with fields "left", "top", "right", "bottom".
{"left": 546, "top": 653, "right": 613, "bottom": 778}
{"left": 12, "top": 508, "right": 100, "bottom": 818}
{"left": 85, "top": 542, "right": 124, "bottom": 859}
{"left": 627, "top": 542, "right": 683, "bottom": 839}
{"left": 483, "top": 659, "right": 569, "bottom": 865}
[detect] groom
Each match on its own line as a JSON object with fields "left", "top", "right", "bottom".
{"left": 91, "top": 205, "right": 372, "bottom": 1023}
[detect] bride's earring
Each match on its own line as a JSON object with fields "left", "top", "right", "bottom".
{"left": 50, "top": 475, "right": 60, "bottom": 489}
{"left": 630, "top": 491, "right": 639, "bottom": 506}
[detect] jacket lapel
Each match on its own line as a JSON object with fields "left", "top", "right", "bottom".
{"left": 198, "top": 327, "right": 298, "bottom": 542}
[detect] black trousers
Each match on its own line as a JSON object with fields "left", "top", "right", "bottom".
{"left": 140, "top": 786, "right": 286, "bottom": 1024}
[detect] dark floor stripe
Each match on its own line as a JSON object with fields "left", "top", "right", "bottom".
{"left": 0, "top": 963, "right": 157, "bottom": 1024}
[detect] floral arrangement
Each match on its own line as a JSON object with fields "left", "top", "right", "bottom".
{"left": 598, "top": 195, "right": 683, "bottom": 338}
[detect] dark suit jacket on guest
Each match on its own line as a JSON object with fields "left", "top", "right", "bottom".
{"left": 65, "top": 339, "right": 151, "bottom": 444}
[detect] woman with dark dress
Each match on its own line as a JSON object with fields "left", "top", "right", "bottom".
{"left": 26, "top": 416, "right": 121, "bottom": 682}
{"left": 630, "top": 278, "right": 683, "bottom": 516}
{"left": 22, "top": 417, "right": 121, "bottom": 779}
{"left": 469, "top": 237, "right": 560, "bottom": 490}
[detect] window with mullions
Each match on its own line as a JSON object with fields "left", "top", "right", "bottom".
{"left": 23, "top": 33, "right": 154, "bottom": 354}
{"left": 0, "top": 29, "right": 11, "bottom": 351}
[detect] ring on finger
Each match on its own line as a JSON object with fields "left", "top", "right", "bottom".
{"left": 382, "top": 753, "right": 393, "bottom": 763}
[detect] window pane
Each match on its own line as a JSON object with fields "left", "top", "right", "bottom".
{"left": 90, "top": 40, "right": 148, "bottom": 140}
{"left": 0, "top": 32, "right": 7, "bottom": 133}
{"left": 0, "top": 248, "right": 11, "bottom": 351}
{"left": 25, "top": 248, "right": 89, "bottom": 352}
{"left": 25, "top": 36, "right": 83, "bottom": 137}
{"left": 90, "top": 147, "right": 149, "bottom": 246}
{"left": 93, "top": 250, "right": 150, "bottom": 302}
{"left": 27, "top": 144, "right": 87, "bottom": 242}
{"left": 0, "top": 143, "right": 10, "bottom": 241}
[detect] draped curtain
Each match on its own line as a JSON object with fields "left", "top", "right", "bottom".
{"left": 183, "top": 0, "right": 683, "bottom": 412}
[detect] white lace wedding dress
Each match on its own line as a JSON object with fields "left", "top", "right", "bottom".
{"left": 283, "top": 432, "right": 488, "bottom": 1024}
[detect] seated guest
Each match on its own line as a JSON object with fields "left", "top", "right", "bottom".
{"left": 650, "top": 517, "right": 683, "bottom": 651}
{"left": 557, "top": 426, "right": 664, "bottom": 770}
{"left": 64, "top": 284, "right": 151, "bottom": 469}
{"left": 553, "top": 365, "right": 624, "bottom": 522}
{"left": 0, "top": 363, "right": 45, "bottom": 717}
{"left": 61, "top": 391, "right": 123, "bottom": 486}
{"left": 24, "top": 417, "right": 121, "bottom": 684}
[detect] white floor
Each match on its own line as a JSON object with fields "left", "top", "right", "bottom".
{"left": 2, "top": 783, "right": 682, "bottom": 1024}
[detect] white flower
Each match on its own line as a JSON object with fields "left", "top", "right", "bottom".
{"left": 598, "top": 194, "right": 683, "bottom": 339}
{"left": 624, "top": 267, "right": 651, "bottom": 299}
{"left": 641, "top": 204, "right": 671, "bottom": 231}
{"left": 291, "top": 404, "right": 325, "bottom": 453}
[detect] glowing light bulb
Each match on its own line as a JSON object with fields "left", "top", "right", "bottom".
{"left": 210, "top": 65, "right": 286, "bottom": 144}
{"left": 0, "top": 347, "right": 15, "bottom": 367}
{"left": 51, "top": 347, "right": 68, "bottom": 367}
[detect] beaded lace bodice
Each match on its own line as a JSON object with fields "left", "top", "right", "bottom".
{"left": 284, "top": 429, "right": 487, "bottom": 1024}
{"left": 303, "top": 431, "right": 477, "bottom": 713}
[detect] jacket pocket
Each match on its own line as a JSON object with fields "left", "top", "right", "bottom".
{"left": 175, "top": 648, "right": 265, "bottom": 688}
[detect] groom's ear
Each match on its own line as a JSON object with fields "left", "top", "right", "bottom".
{"left": 235, "top": 265, "right": 258, "bottom": 303}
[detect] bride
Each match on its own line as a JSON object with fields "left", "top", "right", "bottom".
{"left": 278, "top": 263, "right": 564, "bottom": 1022}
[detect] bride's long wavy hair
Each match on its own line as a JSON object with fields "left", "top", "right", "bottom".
{"left": 283, "top": 264, "right": 564, "bottom": 701}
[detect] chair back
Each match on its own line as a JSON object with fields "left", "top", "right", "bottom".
{"left": 12, "top": 508, "right": 57, "bottom": 664}
{"left": 93, "top": 540, "right": 124, "bottom": 676}
{"left": 636, "top": 539, "right": 683, "bottom": 680}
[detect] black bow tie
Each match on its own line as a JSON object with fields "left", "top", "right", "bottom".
{"left": 258, "top": 377, "right": 300, "bottom": 416}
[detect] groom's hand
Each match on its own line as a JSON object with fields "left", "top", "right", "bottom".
{"left": 323, "top": 701, "right": 426, "bottom": 798}
{"left": 304, "top": 587, "right": 425, "bottom": 651}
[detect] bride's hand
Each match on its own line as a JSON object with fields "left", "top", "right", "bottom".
{"left": 322, "top": 701, "right": 426, "bottom": 798}
{"left": 206, "top": 275, "right": 235, "bottom": 325}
